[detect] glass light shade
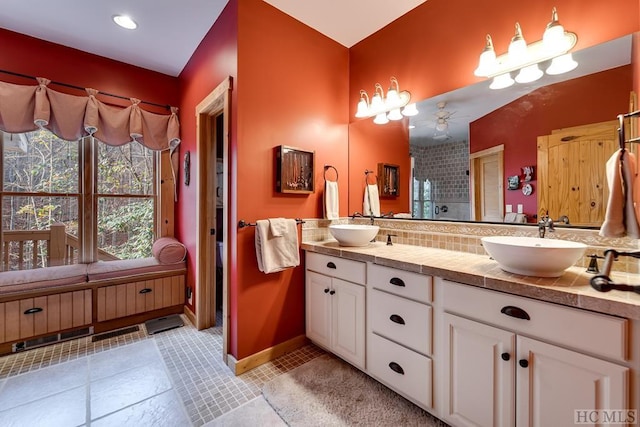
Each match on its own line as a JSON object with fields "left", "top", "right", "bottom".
{"left": 370, "top": 93, "right": 385, "bottom": 115}
{"left": 543, "top": 25, "right": 567, "bottom": 53}
{"left": 355, "top": 98, "right": 370, "bottom": 118}
{"left": 387, "top": 108, "right": 403, "bottom": 121}
{"left": 386, "top": 88, "right": 401, "bottom": 108}
{"left": 435, "top": 120, "right": 448, "bottom": 132}
{"left": 113, "top": 15, "right": 138, "bottom": 30}
{"left": 373, "top": 113, "right": 389, "bottom": 125}
{"left": 490, "top": 73, "right": 515, "bottom": 90}
{"left": 546, "top": 53, "right": 578, "bottom": 75}
{"left": 515, "top": 64, "right": 544, "bottom": 83}
{"left": 401, "top": 103, "right": 419, "bottom": 117}
{"left": 475, "top": 49, "right": 497, "bottom": 77}
{"left": 508, "top": 23, "right": 527, "bottom": 64}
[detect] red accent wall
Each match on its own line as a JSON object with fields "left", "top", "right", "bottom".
{"left": 470, "top": 66, "right": 632, "bottom": 220}
{"left": 176, "top": 1, "right": 239, "bottom": 316}
{"left": 0, "top": 28, "right": 178, "bottom": 112}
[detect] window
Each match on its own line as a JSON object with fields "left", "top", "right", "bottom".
{"left": 1, "top": 129, "right": 159, "bottom": 270}
{"left": 412, "top": 178, "right": 432, "bottom": 220}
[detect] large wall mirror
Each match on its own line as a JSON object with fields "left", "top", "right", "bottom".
{"left": 349, "top": 32, "right": 637, "bottom": 229}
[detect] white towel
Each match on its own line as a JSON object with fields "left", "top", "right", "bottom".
{"left": 255, "top": 219, "right": 300, "bottom": 274}
{"left": 363, "top": 184, "right": 380, "bottom": 217}
{"left": 324, "top": 181, "right": 339, "bottom": 219}
{"left": 600, "top": 149, "right": 640, "bottom": 238}
{"left": 268, "top": 217, "right": 288, "bottom": 237}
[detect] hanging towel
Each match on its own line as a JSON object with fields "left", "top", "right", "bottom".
{"left": 268, "top": 217, "right": 288, "bottom": 237}
{"left": 363, "top": 184, "right": 380, "bottom": 217}
{"left": 324, "top": 181, "right": 339, "bottom": 220}
{"left": 255, "top": 219, "right": 300, "bottom": 274}
{"left": 600, "top": 149, "right": 640, "bottom": 238}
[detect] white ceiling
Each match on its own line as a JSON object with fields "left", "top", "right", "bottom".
{"left": 0, "top": 0, "right": 426, "bottom": 77}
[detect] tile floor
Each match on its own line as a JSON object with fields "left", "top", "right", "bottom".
{"left": 0, "top": 314, "right": 324, "bottom": 426}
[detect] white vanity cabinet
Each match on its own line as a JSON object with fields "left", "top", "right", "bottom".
{"left": 439, "top": 278, "right": 631, "bottom": 427}
{"left": 366, "top": 263, "right": 434, "bottom": 409}
{"left": 305, "top": 252, "right": 366, "bottom": 369}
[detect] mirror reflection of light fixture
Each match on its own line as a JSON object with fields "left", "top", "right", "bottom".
{"left": 474, "top": 7, "right": 578, "bottom": 90}
{"left": 355, "top": 77, "right": 417, "bottom": 124}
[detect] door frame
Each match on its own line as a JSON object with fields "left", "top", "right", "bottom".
{"left": 195, "top": 77, "right": 232, "bottom": 363}
{"left": 469, "top": 144, "right": 504, "bottom": 221}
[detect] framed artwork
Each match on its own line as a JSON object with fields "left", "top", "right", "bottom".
{"left": 276, "top": 145, "right": 315, "bottom": 194}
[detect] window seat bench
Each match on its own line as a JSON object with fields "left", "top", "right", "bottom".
{"left": 0, "top": 258, "right": 186, "bottom": 355}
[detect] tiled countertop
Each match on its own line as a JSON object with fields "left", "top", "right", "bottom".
{"left": 302, "top": 240, "right": 640, "bottom": 320}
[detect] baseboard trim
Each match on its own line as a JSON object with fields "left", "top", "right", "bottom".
{"left": 183, "top": 306, "right": 196, "bottom": 325}
{"left": 231, "top": 334, "right": 308, "bottom": 376}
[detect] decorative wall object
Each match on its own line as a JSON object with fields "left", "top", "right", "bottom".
{"left": 522, "top": 166, "right": 534, "bottom": 181}
{"left": 507, "top": 175, "right": 520, "bottom": 190}
{"left": 276, "top": 145, "right": 315, "bottom": 194}
{"left": 522, "top": 183, "right": 533, "bottom": 196}
{"left": 184, "top": 151, "right": 191, "bottom": 186}
{"left": 377, "top": 163, "right": 399, "bottom": 197}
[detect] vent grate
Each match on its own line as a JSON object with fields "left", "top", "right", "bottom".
{"left": 91, "top": 326, "right": 140, "bottom": 342}
{"left": 12, "top": 326, "right": 93, "bottom": 353}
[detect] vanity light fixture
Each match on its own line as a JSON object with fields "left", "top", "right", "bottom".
{"left": 355, "top": 77, "right": 418, "bottom": 124}
{"left": 474, "top": 7, "right": 577, "bottom": 89}
{"left": 113, "top": 14, "right": 138, "bottom": 30}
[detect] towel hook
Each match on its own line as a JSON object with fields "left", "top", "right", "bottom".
{"left": 323, "top": 165, "right": 338, "bottom": 182}
{"left": 364, "top": 169, "right": 377, "bottom": 185}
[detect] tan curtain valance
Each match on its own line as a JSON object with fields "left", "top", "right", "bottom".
{"left": 0, "top": 77, "right": 180, "bottom": 152}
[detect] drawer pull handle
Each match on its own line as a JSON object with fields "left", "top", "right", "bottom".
{"left": 388, "top": 362, "right": 405, "bottom": 375}
{"left": 324, "top": 288, "right": 330, "bottom": 293}
{"left": 326, "top": 262, "right": 337, "bottom": 269}
{"left": 389, "top": 277, "right": 405, "bottom": 287}
{"left": 389, "top": 314, "right": 405, "bottom": 325}
{"left": 501, "top": 352, "right": 510, "bottom": 361}
{"left": 500, "top": 305, "right": 530, "bottom": 320}
{"left": 519, "top": 359, "right": 529, "bottom": 368}
{"left": 329, "top": 290, "right": 336, "bottom": 295}
{"left": 139, "top": 288, "right": 153, "bottom": 294}
{"left": 23, "top": 307, "right": 43, "bottom": 315}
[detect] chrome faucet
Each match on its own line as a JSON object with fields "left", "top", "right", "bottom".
{"left": 538, "top": 215, "right": 555, "bottom": 238}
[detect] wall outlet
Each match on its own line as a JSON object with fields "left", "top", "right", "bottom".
{"left": 506, "top": 204, "right": 513, "bottom": 213}
{"left": 186, "top": 287, "right": 193, "bottom": 305}
{"left": 517, "top": 204, "right": 524, "bottom": 214}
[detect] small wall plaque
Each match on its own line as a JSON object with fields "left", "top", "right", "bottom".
{"left": 507, "top": 175, "right": 520, "bottom": 190}
{"left": 276, "top": 145, "right": 315, "bottom": 194}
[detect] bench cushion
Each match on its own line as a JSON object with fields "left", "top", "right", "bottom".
{"left": 152, "top": 237, "right": 187, "bottom": 264}
{"left": 87, "top": 257, "right": 185, "bottom": 281}
{"left": 0, "top": 264, "right": 88, "bottom": 295}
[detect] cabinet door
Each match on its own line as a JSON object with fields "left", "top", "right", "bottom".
{"left": 331, "top": 278, "right": 365, "bottom": 369}
{"left": 516, "top": 336, "right": 629, "bottom": 427}
{"left": 443, "top": 313, "right": 516, "bottom": 427}
{"left": 305, "top": 271, "right": 331, "bottom": 349}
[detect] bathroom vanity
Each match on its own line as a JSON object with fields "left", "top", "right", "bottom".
{"left": 303, "top": 241, "right": 640, "bottom": 427}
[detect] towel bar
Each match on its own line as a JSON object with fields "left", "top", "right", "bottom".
{"left": 590, "top": 249, "right": 640, "bottom": 293}
{"left": 238, "top": 218, "right": 305, "bottom": 228}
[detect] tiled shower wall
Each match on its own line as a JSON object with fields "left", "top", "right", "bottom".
{"left": 302, "top": 218, "right": 640, "bottom": 274}
{"left": 411, "top": 139, "right": 470, "bottom": 220}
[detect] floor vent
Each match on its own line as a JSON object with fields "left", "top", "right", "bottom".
{"left": 145, "top": 314, "right": 184, "bottom": 335}
{"left": 91, "top": 325, "right": 140, "bottom": 342}
{"left": 12, "top": 326, "right": 93, "bottom": 353}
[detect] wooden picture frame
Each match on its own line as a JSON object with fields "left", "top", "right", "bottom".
{"left": 276, "top": 145, "right": 315, "bottom": 194}
{"left": 378, "top": 163, "right": 399, "bottom": 197}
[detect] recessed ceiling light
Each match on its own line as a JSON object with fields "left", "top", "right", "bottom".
{"left": 113, "top": 15, "right": 138, "bottom": 30}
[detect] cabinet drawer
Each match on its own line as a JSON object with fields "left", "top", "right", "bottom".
{"left": 368, "top": 264, "right": 432, "bottom": 303}
{"left": 440, "top": 279, "right": 629, "bottom": 361}
{"left": 368, "top": 333, "right": 432, "bottom": 409}
{"left": 370, "top": 289, "right": 432, "bottom": 355}
{"left": 306, "top": 252, "right": 365, "bottom": 284}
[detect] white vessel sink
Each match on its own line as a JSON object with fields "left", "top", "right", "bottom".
{"left": 329, "top": 224, "right": 379, "bottom": 247}
{"left": 481, "top": 236, "right": 587, "bottom": 278}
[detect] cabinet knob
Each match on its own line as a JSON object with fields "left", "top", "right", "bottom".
{"left": 329, "top": 290, "right": 336, "bottom": 295}
{"left": 501, "top": 352, "right": 510, "bottom": 361}
{"left": 324, "top": 288, "right": 330, "bottom": 293}
{"left": 519, "top": 359, "right": 529, "bottom": 368}
{"left": 388, "top": 362, "right": 405, "bottom": 375}
{"left": 389, "top": 277, "right": 405, "bottom": 287}
{"left": 500, "top": 305, "right": 530, "bottom": 320}
{"left": 389, "top": 314, "right": 405, "bottom": 325}
{"left": 326, "top": 262, "right": 337, "bottom": 269}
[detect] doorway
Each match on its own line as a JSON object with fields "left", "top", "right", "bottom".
{"left": 470, "top": 145, "right": 504, "bottom": 222}
{"left": 195, "top": 77, "right": 231, "bottom": 364}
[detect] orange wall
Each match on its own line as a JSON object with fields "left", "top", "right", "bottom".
{"left": 231, "top": 0, "right": 349, "bottom": 359}
{"left": 0, "top": 28, "right": 178, "bottom": 112}
{"left": 176, "top": 1, "right": 239, "bottom": 314}
{"left": 348, "top": 119, "right": 410, "bottom": 215}
{"left": 470, "top": 66, "right": 633, "bottom": 220}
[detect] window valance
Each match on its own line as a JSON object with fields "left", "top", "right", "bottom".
{"left": 0, "top": 77, "right": 180, "bottom": 152}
